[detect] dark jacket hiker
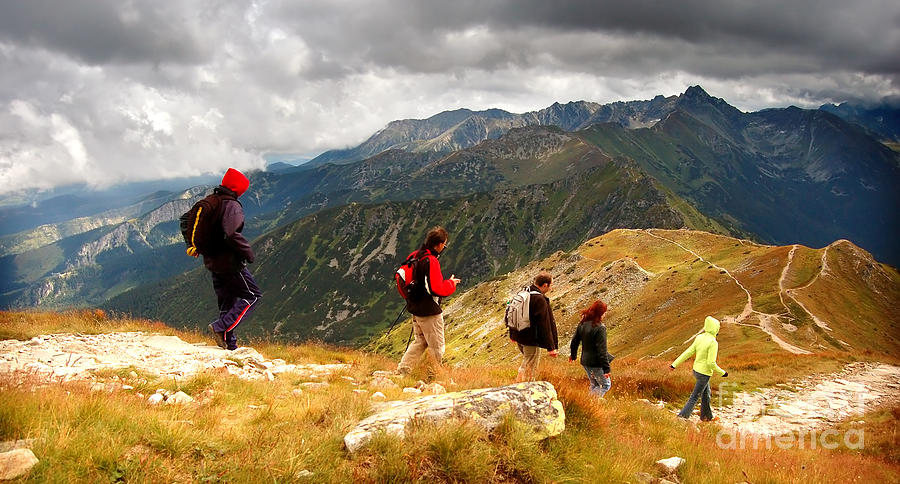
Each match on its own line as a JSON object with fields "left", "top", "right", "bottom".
{"left": 201, "top": 168, "right": 262, "bottom": 351}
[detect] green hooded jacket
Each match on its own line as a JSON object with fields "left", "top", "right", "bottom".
{"left": 671, "top": 316, "right": 726, "bottom": 377}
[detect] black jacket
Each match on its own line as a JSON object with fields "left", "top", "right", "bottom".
{"left": 509, "top": 285, "right": 558, "bottom": 351}
{"left": 202, "top": 186, "right": 255, "bottom": 273}
{"left": 570, "top": 320, "right": 613, "bottom": 374}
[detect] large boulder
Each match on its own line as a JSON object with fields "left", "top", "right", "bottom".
{"left": 344, "top": 381, "right": 565, "bottom": 453}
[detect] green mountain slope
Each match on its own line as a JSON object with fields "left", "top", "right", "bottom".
{"left": 106, "top": 160, "right": 715, "bottom": 344}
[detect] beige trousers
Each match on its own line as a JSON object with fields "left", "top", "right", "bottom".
{"left": 516, "top": 343, "right": 542, "bottom": 381}
{"left": 398, "top": 313, "right": 445, "bottom": 371}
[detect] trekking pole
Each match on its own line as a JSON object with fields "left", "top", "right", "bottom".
{"left": 386, "top": 306, "right": 407, "bottom": 334}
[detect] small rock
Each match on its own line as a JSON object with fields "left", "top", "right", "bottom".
{"left": 402, "top": 387, "right": 422, "bottom": 394}
{"left": 147, "top": 393, "right": 164, "bottom": 405}
{"left": 371, "top": 392, "right": 387, "bottom": 401}
{"left": 655, "top": 456, "right": 685, "bottom": 475}
{"left": 371, "top": 370, "right": 394, "bottom": 377}
{"left": 634, "top": 472, "right": 656, "bottom": 484}
{"left": 0, "top": 448, "right": 39, "bottom": 480}
{"left": 122, "top": 385, "right": 134, "bottom": 391}
{"left": 295, "top": 469, "right": 314, "bottom": 478}
{"left": 422, "top": 383, "right": 446, "bottom": 395}
{"left": 370, "top": 376, "right": 400, "bottom": 391}
{"left": 90, "top": 383, "right": 106, "bottom": 392}
{"left": 165, "top": 391, "right": 194, "bottom": 405}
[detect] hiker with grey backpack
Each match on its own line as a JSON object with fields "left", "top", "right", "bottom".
{"left": 506, "top": 271, "right": 558, "bottom": 382}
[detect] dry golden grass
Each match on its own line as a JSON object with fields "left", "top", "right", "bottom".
{"left": 2, "top": 310, "right": 899, "bottom": 483}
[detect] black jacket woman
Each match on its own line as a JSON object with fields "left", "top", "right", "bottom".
{"left": 569, "top": 299, "right": 614, "bottom": 397}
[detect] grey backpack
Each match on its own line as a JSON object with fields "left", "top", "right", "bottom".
{"left": 505, "top": 288, "right": 542, "bottom": 331}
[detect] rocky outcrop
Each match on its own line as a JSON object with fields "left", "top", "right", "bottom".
{"left": 344, "top": 381, "right": 565, "bottom": 453}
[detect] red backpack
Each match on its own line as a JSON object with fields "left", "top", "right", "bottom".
{"left": 394, "top": 251, "right": 426, "bottom": 299}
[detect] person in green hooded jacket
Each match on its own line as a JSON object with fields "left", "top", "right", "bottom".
{"left": 670, "top": 316, "right": 728, "bottom": 421}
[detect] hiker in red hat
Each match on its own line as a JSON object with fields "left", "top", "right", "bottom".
{"left": 202, "top": 168, "right": 262, "bottom": 350}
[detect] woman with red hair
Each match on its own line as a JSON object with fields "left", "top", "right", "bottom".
{"left": 569, "top": 299, "right": 614, "bottom": 397}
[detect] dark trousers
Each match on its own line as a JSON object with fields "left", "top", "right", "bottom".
{"left": 678, "top": 370, "right": 714, "bottom": 420}
{"left": 209, "top": 268, "right": 261, "bottom": 350}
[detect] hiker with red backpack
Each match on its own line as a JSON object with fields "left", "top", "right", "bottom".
{"left": 396, "top": 226, "right": 460, "bottom": 374}
{"left": 181, "top": 168, "right": 262, "bottom": 351}
{"left": 508, "top": 271, "right": 558, "bottom": 382}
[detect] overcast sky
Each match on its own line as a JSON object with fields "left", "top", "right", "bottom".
{"left": 1, "top": 0, "right": 898, "bottom": 195}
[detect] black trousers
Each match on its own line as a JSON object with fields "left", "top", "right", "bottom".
{"left": 209, "top": 268, "right": 261, "bottom": 350}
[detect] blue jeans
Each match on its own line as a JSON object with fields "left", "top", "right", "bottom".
{"left": 678, "top": 370, "right": 713, "bottom": 420}
{"left": 583, "top": 366, "right": 611, "bottom": 397}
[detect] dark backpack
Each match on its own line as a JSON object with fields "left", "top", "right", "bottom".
{"left": 179, "top": 193, "right": 233, "bottom": 257}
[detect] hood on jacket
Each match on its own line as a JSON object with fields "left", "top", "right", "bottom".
{"left": 221, "top": 168, "right": 249, "bottom": 197}
{"left": 704, "top": 316, "right": 720, "bottom": 336}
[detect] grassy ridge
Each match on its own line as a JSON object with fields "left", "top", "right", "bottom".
{"left": 1, "top": 311, "right": 899, "bottom": 482}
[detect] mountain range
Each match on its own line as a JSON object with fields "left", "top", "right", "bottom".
{"left": 1, "top": 86, "right": 898, "bottom": 347}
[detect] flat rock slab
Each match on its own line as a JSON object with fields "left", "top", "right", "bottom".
{"left": 344, "top": 380, "right": 565, "bottom": 453}
{"left": 0, "top": 332, "right": 350, "bottom": 383}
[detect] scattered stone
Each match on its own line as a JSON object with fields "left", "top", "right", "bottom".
{"left": 295, "top": 470, "right": 314, "bottom": 478}
{"left": 147, "top": 393, "right": 164, "bottom": 405}
{"left": 370, "top": 392, "right": 387, "bottom": 401}
{"left": 422, "top": 383, "right": 447, "bottom": 395}
{"left": 371, "top": 370, "right": 394, "bottom": 377}
{"left": 370, "top": 376, "right": 401, "bottom": 391}
{"left": 655, "top": 456, "right": 685, "bottom": 475}
{"left": 634, "top": 472, "right": 656, "bottom": 484}
{"left": 0, "top": 448, "right": 39, "bottom": 480}
{"left": 165, "top": 391, "right": 194, "bottom": 405}
{"left": 344, "top": 381, "right": 565, "bottom": 453}
{"left": 402, "top": 387, "right": 422, "bottom": 394}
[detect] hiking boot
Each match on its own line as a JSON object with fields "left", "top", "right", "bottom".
{"left": 208, "top": 323, "right": 226, "bottom": 349}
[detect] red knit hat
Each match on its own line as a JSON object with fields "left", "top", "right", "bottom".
{"left": 221, "top": 168, "right": 249, "bottom": 196}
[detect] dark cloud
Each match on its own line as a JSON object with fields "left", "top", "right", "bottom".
{"left": 0, "top": 0, "right": 213, "bottom": 65}
{"left": 0, "top": 0, "right": 897, "bottom": 193}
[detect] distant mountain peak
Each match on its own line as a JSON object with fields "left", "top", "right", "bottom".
{"left": 682, "top": 85, "right": 711, "bottom": 98}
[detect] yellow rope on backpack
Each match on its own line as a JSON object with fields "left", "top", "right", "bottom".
{"left": 186, "top": 206, "right": 202, "bottom": 257}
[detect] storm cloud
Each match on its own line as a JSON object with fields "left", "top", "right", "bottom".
{"left": 0, "top": 0, "right": 897, "bottom": 194}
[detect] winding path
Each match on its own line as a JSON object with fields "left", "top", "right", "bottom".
{"left": 642, "top": 230, "right": 812, "bottom": 354}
